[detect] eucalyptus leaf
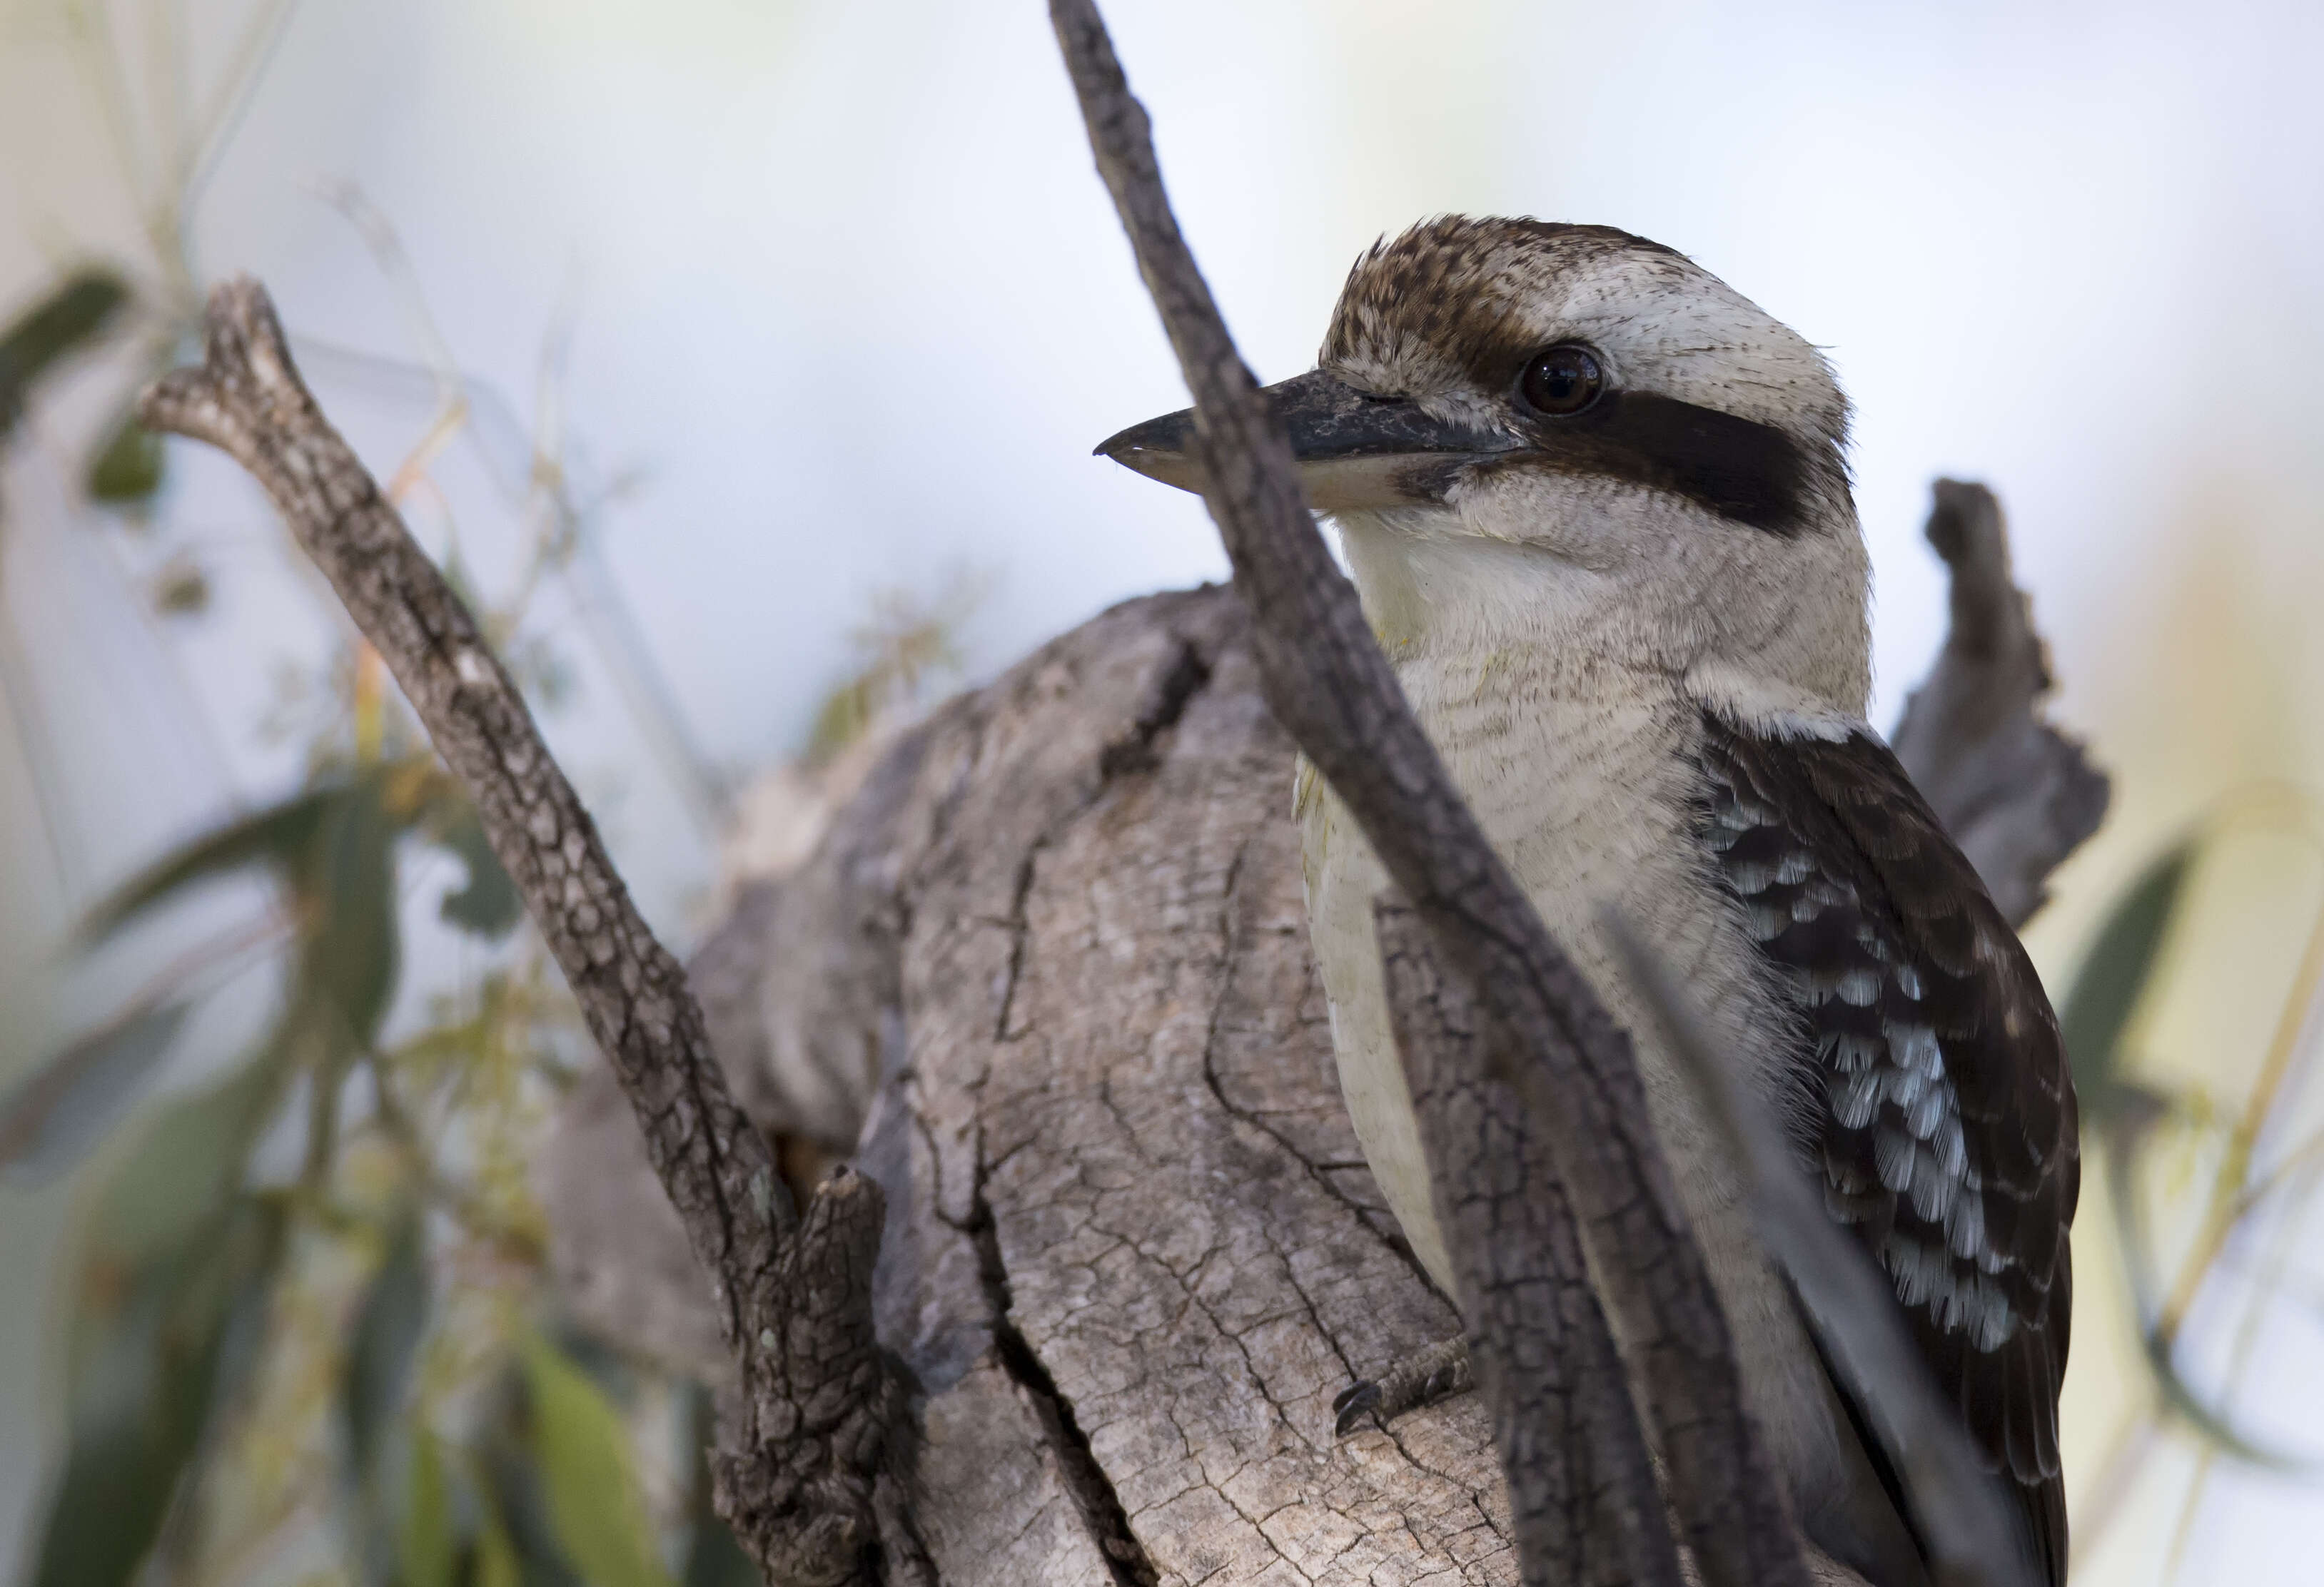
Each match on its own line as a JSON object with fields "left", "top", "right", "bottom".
{"left": 81, "top": 774, "right": 406, "bottom": 1035}
{"left": 2058, "top": 841, "right": 2194, "bottom": 1104}
{"left": 86, "top": 403, "right": 164, "bottom": 505}
{"left": 473, "top": 1500, "right": 524, "bottom": 1587}
{"left": 679, "top": 1381, "right": 756, "bottom": 1587}
{"left": 343, "top": 1209, "right": 433, "bottom": 1484}
{"left": 429, "top": 802, "right": 522, "bottom": 940}
{"left": 27, "top": 1192, "right": 288, "bottom": 1587}
{"left": 303, "top": 776, "right": 401, "bottom": 1046}
{"left": 0, "top": 268, "right": 128, "bottom": 434}
{"left": 478, "top": 1419, "right": 585, "bottom": 1587}
{"left": 79, "top": 784, "right": 340, "bottom": 947}
{"left": 74, "top": 1040, "right": 290, "bottom": 1279}
{"left": 401, "top": 1424, "right": 458, "bottom": 1587}
{"left": 0, "top": 1001, "right": 190, "bottom": 1185}
{"left": 521, "top": 1335, "right": 674, "bottom": 1587}
{"left": 680, "top": 1509, "right": 757, "bottom": 1587}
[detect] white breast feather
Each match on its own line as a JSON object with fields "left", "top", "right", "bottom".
{"left": 1298, "top": 529, "right": 1859, "bottom": 1500}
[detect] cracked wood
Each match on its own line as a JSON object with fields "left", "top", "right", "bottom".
{"left": 558, "top": 587, "right": 1526, "bottom": 1582}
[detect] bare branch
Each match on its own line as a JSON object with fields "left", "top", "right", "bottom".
{"left": 1891, "top": 480, "right": 2108, "bottom": 928}
{"left": 1377, "top": 901, "right": 1682, "bottom": 1587}
{"left": 139, "top": 280, "right": 888, "bottom": 1587}
{"left": 1605, "top": 914, "right": 2041, "bottom": 1587}
{"left": 1048, "top": 5, "right": 1807, "bottom": 1583}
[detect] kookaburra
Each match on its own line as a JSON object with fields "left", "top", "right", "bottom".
{"left": 1096, "top": 218, "right": 2078, "bottom": 1587}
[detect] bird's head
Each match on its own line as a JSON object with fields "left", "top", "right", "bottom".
{"left": 1097, "top": 216, "right": 1871, "bottom": 728}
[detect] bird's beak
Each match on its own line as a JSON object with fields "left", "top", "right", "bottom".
{"left": 1093, "top": 369, "right": 1517, "bottom": 511}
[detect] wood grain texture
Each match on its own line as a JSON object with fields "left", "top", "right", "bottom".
{"left": 562, "top": 586, "right": 1520, "bottom": 1582}
{"left": 886, "top": 588, "right": 1524, "bottom": 1583}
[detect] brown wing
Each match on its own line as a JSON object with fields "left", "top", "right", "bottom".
{"left": 1697, "top": 712, "right": 2081, "bottom": 1586}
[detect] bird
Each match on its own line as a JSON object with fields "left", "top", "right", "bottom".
{"left": 1093, "top": 217, "right": 2079, "bottom": 1587}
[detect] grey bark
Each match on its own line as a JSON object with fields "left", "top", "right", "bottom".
{"left": 559, "top": 564, "right": 2071, "bottom": 1583}
{"left": 1891, "top": 480, "right": 2108, "bottom": 930}
{"left": 560, "top": 585, "right": 1519, "bottom": 1582}
{"left": 139, "top": 283, "right": 890, "bottom": 1587}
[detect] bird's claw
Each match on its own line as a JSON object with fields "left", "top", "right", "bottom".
{"left": 1331, "top": 1334, "right": 1472, "bottom": 1438}
{"left": 1332, "top": 1379, "right": 1383, "bottom": 1436}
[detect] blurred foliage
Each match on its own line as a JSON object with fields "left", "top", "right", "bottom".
{"left": 86, "top": 400, "right": 167, "bottom": 507}
{"left": 520, "top": 1337, "right": 675, "bottom": 1587}
{"left": 0, "top": 268, "right": 128, "bottom": 441}
{"left": 2058, "top": 798, "right": 2324, "bottom": 1565}
{"left": 0, "top": 711, "right": 766, "bottom": 1586}
{"left": 0, "top": 12, "right": 755, "bottom": 1583}
{"left": 800, "top": 577, "right": 981, "bottom": 767}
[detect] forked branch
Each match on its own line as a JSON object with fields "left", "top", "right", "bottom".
{"left": 140, "top": 283, "right": 889, "bottom": 1587}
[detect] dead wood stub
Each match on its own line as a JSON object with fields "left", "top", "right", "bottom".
{"left": 555, "top": 585, "right": 1523, "bottom": 1583}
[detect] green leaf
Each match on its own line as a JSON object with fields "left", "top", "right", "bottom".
{"left": 342, "top": 1210, "right": 433, "bottom": 1484}
{"left": 84, "top": 776, "right": 408, "bottom": 1049}
{"left": 86, "top": 402, "right": 164, "bottom": 505}
{"left": 75, "top": 1044, "right": 289, "bottom": 1275}
{"left": 302, "top": 776, "right": 401, "bottom": 1047}
{"left": 521, "top": 1335, "right": 674, "bottom": 1587}
{"left": 0, "top": 1001, "right": 191, "bottom": 1184}
{"left": 23, "top": 932, "right": 300, "bottom": 1587}
{"left": 475, "top": 1408, "right": 585, "bottom": 1587}
{"left": 679, "top": 1514, "right": 757, "bottom": 1587}
{"left": 2058, "top": 841, "right": 2195, "bottom": 1104}
{"left": 79, "top": 784, "right": 340, "bottom": 947}
{"left": 28, "top": 1192, "right": 288, "bottom": 1587}
{"left": 473, "top": 1503, "right": 524, "bottom": 1587}
{"left": 428, "top": 803, "right": 523, "bottom": 940}
{"left": 401, "top": 1425, "right": 458, "bottom": 1587}
{"left": 678, "top": 1382, "right": 755, "bottom": 1587}
{"left": 0, "top": 268, "right": 128, "bottom": 434}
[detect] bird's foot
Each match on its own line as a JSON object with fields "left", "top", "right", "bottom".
{"left": 1332, "top": 1334, "right": 1472, "bottom": 1436}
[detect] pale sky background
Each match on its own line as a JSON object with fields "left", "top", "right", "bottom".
{"left": 3, "top": 0, "right": 2322, "bottom": 1579}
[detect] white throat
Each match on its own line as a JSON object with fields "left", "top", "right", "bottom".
{"left": 1329, "top": 507, "right": 1869, "bottom": 738}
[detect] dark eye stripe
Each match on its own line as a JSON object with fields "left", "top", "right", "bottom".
{"left": 1485, "top": 390, "right": 1814, "bottom": 534}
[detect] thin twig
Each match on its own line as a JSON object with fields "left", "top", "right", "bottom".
{"left": 141, "top": 280, "right": 891, "bottom": 1586}
{"left": 1048, "top": 5, "right": 1807, "bottom": 1583}
{"left": 181, "top": 0, "right": 300, "bottom": 213}
{"left": 2158, "top": 888, "right": 2324, "bottom": 1341}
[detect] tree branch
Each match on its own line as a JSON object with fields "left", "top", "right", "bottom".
{"left": 139, "top": 280, "right": 889, "bottom": 1587}
{"left": 1376, "top": 901, "right": 1682, "bottom": 1587}
{"left": 1891, "top": 480, "right": 2108, "bottom": 928}
{"left": 1049, "top": 5, "right": 1807, "bottom": 1584}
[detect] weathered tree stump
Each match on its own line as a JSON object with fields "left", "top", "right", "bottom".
{"left": 547, "top": 585, "right": 1521, "bottom": 1583}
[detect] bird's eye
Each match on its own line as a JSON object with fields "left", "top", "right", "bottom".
{"left": 1517, "top": 344, "right": 1605, "bottom": 417}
